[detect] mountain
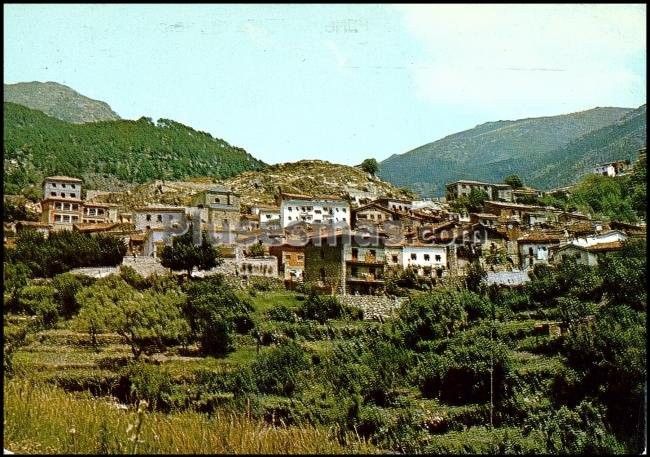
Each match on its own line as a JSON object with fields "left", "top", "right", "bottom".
{"left": 3, "top": 102, "right": 265, "bottom": 195}
{"left": 527, "top": 105, "right": 646, "bottom": 189}
{"left": 89, "top": 160, "right": 415, "bottom": 210}
{"left": 378, "top": 107, "right": 635, "bottom": 196}
{"left": 4, "top": 81, "right": 121, "bottom": 123}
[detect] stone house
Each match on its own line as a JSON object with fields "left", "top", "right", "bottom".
{"left": 303, "top": 231, "right": 388, "bottom": 295}
{"left": 445, "top": 180, "right": 513, "bottom": 202}
{"left": 268, "top": 243, "right": 305, "bottom": 283}
{"left": 401, "top": 242, "right": 448, "bottom": 278}
{"left": 190, "top": 185, "right": 241, "bottom": 232}
{"left": 132, "top": 206, "right": 188, "bottom": 232}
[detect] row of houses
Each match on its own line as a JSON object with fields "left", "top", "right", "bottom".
{"left": 4, "top": 170, "right": 645, "bottom": 295}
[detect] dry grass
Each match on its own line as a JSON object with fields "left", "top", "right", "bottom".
{"left": 3, "top": 379, "right": 375, "bottom": 454}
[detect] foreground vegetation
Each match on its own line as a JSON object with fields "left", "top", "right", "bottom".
{"left": 3, "top": 238, "right": 646, "bottom": 453}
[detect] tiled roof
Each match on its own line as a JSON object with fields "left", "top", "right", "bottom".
{"left": 585, "top": 241, "right": 625, "bottom": 252}
{"left": 518, "top": 231, "right": 564, "bottom": 243}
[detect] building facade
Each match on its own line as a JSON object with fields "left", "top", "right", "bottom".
{"left": 279, "top": 192, "right": 350, "bottom": 228}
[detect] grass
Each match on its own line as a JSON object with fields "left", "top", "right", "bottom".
{"left": 245, "top": 290, "right": 304, "bottom": 318}
{"left": 3, "top": 379, "right": 375, "bottom": 454}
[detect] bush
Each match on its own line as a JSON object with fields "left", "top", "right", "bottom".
{"left": 183, "top": 278, "right": 254, "bottom": 356}
{"left": 251, "top": 341, "right": 310, "bottom": 396}
{"left": 18, "top": 284, "right": 60, "bottom": 326}
{"left": 266, "top": 305, "right": 299, "bottom": 323}
{"left": 52, "top": 273, "right": 83, "bottom": 317}
{"left": 298, "top": 292, "right": 363, "bottom": 323}
{"left": 119, "top": 362, "right": 178, "bottom": 412}
{"left": 118, "top": 265, "right": 149, "bottom": 290}
{"left": 412, "top": 336, "right": 513, "bottom": 405}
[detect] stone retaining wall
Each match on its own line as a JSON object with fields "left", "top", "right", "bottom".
{"left": 336, "top": 294, "right": 406, "bottom": 321}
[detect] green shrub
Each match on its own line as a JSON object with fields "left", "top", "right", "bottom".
{"left": 52, "top": 272, "right": 83, "bottom": 317}
{"left": 18, "top": 283, "right": 60, "bottom": 326}
{"left": 252, "top": 341, "right": 310, "bottom": 396}
{"left": 119, "top": 362, "right": 179, "bottom": 412}
{"left": 266, "top": 305, "right": 298, "bottom": 323}
{"left": 118, "top": 265, "right": 149, "bottom": 290}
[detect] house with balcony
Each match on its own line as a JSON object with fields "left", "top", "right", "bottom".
{"left": 81, "top": 202, "right": 119, "bottom": 224}
{"left": 40, "top": 176, "right": 84, "bottom": 229}
{"left": 303, "top": 230, "right": 388, "bottom": 295}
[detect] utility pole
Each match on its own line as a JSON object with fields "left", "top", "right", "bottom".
{"left": 490, "top": 298, "right": 495, "bottom": 429}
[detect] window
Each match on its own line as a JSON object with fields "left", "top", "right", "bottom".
{"left": 435, "top": 255, "right": 441, "bottom": 262}
{"left": 55, "top": 215, "right": 62, "bottom": 222}
{"left": 62, "top": 183, "right": 66, "bottom": 188}
{"left": 411, "top": 253, "right": 417, "bottom": 260}
{"left": 146, "top": 214, "right": 152, "bottom": 222}
{"left": 424, "top": 254, "right": 430, "bottom": 261}
{"left": 55, "top": 202, "right": 62, "bottom": 210}
{"left": 215, "top": 198, "right": 220, "bottom": 203}
{"left": 61, "top": 193, "right": 66, "bottom": 198}
{"left": 97, "top": 208, "right": 103, "bottom": 214}
{"left": 369, "top": 249, "right": 376, "bottom": 257}
{"left": 52, "top": 183, "right": 57, "bottom": 188}
{"left": 51, "top": 192, "right": 56, "bottom": 197}
{"left": 352, "top": 248, "right": 358, "bottom": 259}
{"left": 288, "top": 216, "right": 292, "bottom": 221}
{"left": 342, "top": 217, "right": 346, "bottom": 222}
{"left": 71, "top": 184, "right": 76, "bottom": 189}
{"left": 392, "top": 255, "right": 398, "bottom": 263}
{"left": 288, "top": 207, "right": 292, "bottom": 211}
{"left": 266, "top": 214, "right": 271, "bottom": 219}
{"left": 157, "top": 215, "right": 163, "bottom": 222}
{"left": 72, "top": 204, "right": 78, "bottom": 211}
{"left": 167, "top": 214, "right": 173, "bottom": 220}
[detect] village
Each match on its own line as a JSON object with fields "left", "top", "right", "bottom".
{"left": 4, "top": 148, "right": 646, "bottom": 300}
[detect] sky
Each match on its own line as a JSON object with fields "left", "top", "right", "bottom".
{"left": 3, "top": 4, "right": 647, "bottom": 166}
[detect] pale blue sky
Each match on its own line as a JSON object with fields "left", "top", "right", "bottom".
{"left": 4, "top": 4, "right": 646, "bottom": 165}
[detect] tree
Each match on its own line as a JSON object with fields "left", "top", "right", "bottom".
{"left": 3, "top": 261, "right": 30, "bottom": 311}
{"left": 160, "top": 228, "right": 221, "bottom": 278}
{"left": 183, "top": 277, "right": 254, "bottom": 356}
{"left": 467, "top": 188, "right": 490, "bottom": 212}
{"left": 75, "top": 276, "right": 189, "bottom": 357}
{"left": 503, "top": 175, "right": 523, "bottom": 189}
{"left": 360, "top": 158, "right": 379, "bottom": 176}
{"left": 465, "top": 261, "right": 487, "bottom": 294}
{"left": 247, "top": 242, "right": 265, "bottom": 257}
{"left": 52, "top": 272, "right": 83, "bottom": 317}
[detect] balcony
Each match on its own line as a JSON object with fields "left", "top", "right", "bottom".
{"left": 347, "top": 275, "right": 385, "bottom": 283}
{"left": 346, "top": 255, "right": 385, "bottom": 265}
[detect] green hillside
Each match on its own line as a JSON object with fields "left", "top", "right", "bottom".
{"left": 4, "top": 81, "right": 121, "bottom": 124}
{"left": 3, "top": 102, "right": 266, "bottom": 195}
{"left": 528, "top": 105, "right": 646, "bottom": 188}
{"left": 378, "top": 107, "right": 635, "bottom": 197}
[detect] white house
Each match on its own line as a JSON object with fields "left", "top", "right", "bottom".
{"left": 552, "top": 240, "right": 625, "bottom": 266}
{"left": 517, "top": 232, "right": 564, "bottom": 268}
{"left": 402, "top": 243, "right": 447, "bottom": 278}
{"left": 251, "top": 204, "right": 281, "bottom": 228}
{"left": 592, "top": 160, "right": 630, "bottom": 177}
{"left": 279, "top": 192, "right": 350, "bottom": 228}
